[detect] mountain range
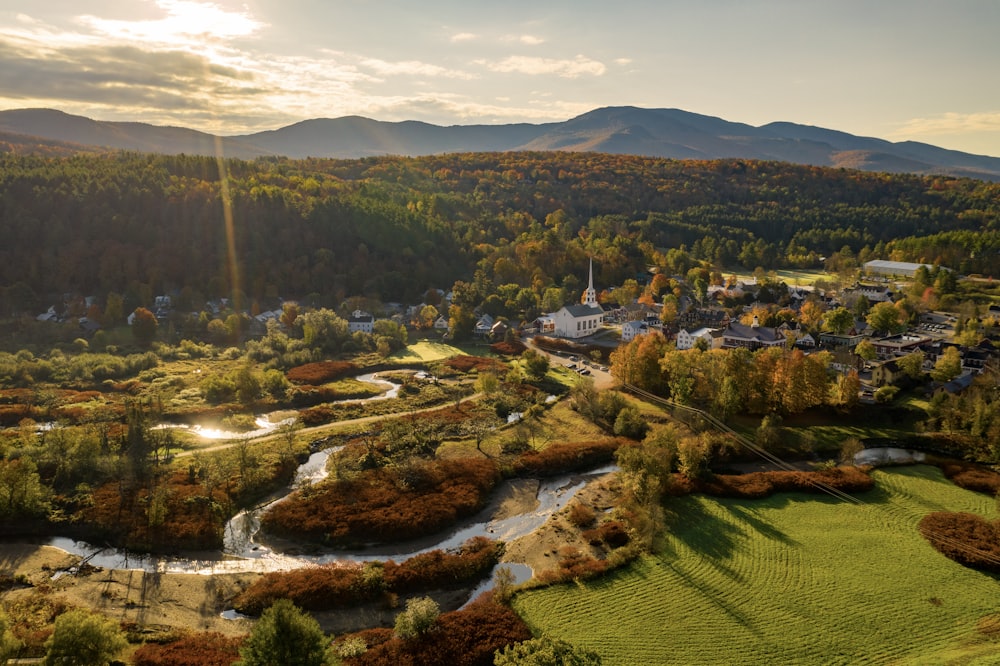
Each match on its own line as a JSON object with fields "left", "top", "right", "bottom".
{"left": 2, "top": 106, "right": 999, "bottom": 181}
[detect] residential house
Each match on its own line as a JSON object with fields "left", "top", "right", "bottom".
{"left": 475, "top": 313, "right": 495, "bottom": 338}
{"left": 347, "top": 310, "right": 375, "bottom": 334}
{"left": 721, "top": 317, "right": 785, "bottom": 350}
{"left": 676, "top": 326, "right": 723, "bottom": 350}
{"left": 621, "top": 320, "right": 649, "bottom": 342}
{"left": 871, "top": 359, "right": 903, "bottom": 387}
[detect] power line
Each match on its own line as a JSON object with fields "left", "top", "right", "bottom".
{"left": 622, "top": 382, "right": 1000, "bottom": 570}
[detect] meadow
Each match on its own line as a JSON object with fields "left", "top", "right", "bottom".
{"left": 513, "top": 466, "right": 1000, "bottom": 665}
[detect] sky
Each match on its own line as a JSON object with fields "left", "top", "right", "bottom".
{"left": 1, "top": 0, "right": 999, "bottom": 156}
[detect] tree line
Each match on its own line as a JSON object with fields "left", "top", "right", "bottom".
{"left": 1, "top": 152, "right": 998, "bottom": 321}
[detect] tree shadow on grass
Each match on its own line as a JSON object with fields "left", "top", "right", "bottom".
{"left": 721, "top": 503, "right": 800, "bottom": 548}
{"left": 661, "top": 498, "right": 746, "bottom": 582}
{"left": 660, "top": 559, "right": 762, "bottom": 637}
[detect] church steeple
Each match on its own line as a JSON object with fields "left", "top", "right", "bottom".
{"left": 582, "top": 258, "right": 597, "bottom": 306}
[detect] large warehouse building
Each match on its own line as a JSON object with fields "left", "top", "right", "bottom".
{"left": 863, "top": 260, "right": 945, "bottom": 278}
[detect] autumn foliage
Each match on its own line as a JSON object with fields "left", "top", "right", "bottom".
{"left": 670, "top": 466, "right": 874, "bottom": 499}
{"left": 341, "top": 594, "right": 532, "bottom": 666}
{"left": 261, "top": 458, "right": 500, "bottom": 545}
{"left": 918, "top": 512, "right": 1000, "bottom": 574}
{"left": 937, "top": 461, "right": 1000, "bottom": 495}
{"left": 286, "top": 360, "right": 359, "bottom": 385}
{"left": 232, "top": 537, "right": 501, "bottom": 615}
{"left": 490, "top": 340, "right": 526, "bottom": 356}
{"left": 512, "top": 438, "right": 621, "bottom": 476}
{"left": 132, "top": 632, "right": 243, "bottom": 666}
{"left": 444, "top": 355, "right": 507, "bottom": 374}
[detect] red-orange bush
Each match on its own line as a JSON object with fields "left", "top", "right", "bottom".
{"left": 490, "top": 341, "right": 526, "bottom": 356}
{"left": 261, "top": 458, "right": 499, "bottom": 546}
{"left": 287, "top": 361, "right": 358, "bottom": 385}
{"left": 670, "top": 466, "right": 874, "bottom": 499}
{"left": 342, "top": 595, "right": 532, "bottom": 666}
{"left": 233, "top": 537, "right": 501, "bottom": 615}
{"left": 919, "top": 512, "right": 1000, "bottom": 573}
{"left": 537, "top": 547, "right": 611, "bottom": 584}
{"left": 938, "top": 462, "right": 1000, "bottom": 496}
{"left": 582, "top": 520, "right": 630, "bottom": 549}
{"left": 512, "top": 439, "right": 621, "bottom": 477}
{"left": 444, "top": 355, "right": 507, "bottom": 374}
{"left": 383, "top": 537, "right": 499, "bottom": 593}
{"left": 132, "top": 632, "right": 242, "bottom": 666}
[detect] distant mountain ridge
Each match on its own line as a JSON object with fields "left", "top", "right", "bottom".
{"left": 2, "top": 106, "right": 999, "bottom": 181}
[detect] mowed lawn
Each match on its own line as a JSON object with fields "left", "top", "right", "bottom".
{"left": 513, "top": 466, "right": 1000, "bottom": 665}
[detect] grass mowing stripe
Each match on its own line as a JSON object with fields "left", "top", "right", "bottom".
{"left": 513, "top": 465, "right": 1000, "bottom": 665}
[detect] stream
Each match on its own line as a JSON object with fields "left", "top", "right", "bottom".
{"left": 153, "top": 372, "right": 402, "bottom": 440}
{"left": 41, "top": 458, "right": 617, "bottom": 577}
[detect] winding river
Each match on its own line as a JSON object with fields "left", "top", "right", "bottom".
{"left": 33, "top": 371, "right": 615, "bottom": 583}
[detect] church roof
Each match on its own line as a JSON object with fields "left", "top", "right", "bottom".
{"left": 562, "top": 303, "right": 604, "bottom": 318}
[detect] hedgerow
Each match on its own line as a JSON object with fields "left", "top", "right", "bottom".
{"left": 131, "top": 631, "right": 243, "bottom": 666}
{"left": 511, "top": 438, "right": 622, "bottom": 477}
{"left": 232, "top": 537, "right": 501, "bottom": 615}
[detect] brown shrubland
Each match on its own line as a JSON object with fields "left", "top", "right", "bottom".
{"left": 131, "top": 631, "right": 243, "bottom": 666}
{"left": 918, "top": 511, "right": 1000, "bottom": 573}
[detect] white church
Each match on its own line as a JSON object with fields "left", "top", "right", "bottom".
{"left": 536, "top": 260, "right": 605, "bottom": 339}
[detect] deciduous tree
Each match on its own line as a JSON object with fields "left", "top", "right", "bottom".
{"left": 236, "top": 599, "right": 332, "bottom": 666}
{"left": 43, "top": 609, "right": 127, "bottom": 666}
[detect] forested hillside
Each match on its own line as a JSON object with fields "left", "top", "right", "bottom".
{"left": 1, "top": 151, "right": 998, "bottom": 314}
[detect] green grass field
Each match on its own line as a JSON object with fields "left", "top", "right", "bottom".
{"left": 387, "top": 340, "right": 467, "bottom": 363}
{"left": 513, "top": 466, "right": 1000, "bottom": 665}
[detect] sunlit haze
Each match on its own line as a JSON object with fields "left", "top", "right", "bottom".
{"left": 1, "top": 0, "right": 998, "bottom": 155}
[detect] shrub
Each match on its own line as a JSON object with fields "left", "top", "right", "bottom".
{"left": 583, "top": 520, "right": 631, "bottom": 549}
{"left": 261, "top": 458, "right": 500, "bottom": 546}
{"left": 394, "top": 597, "right": 440, "bottom": 640}
{"left": 937, "top": 461, "right": 1000, "bottom": 495}
{"left": 491, "top": 341, "right": 526, "bottom": 356}
{"left": 286, "top": 361, "right": 359, "bottom": 385}
{"left": 444, "top": 356, "right": 507, "bottom": 374}
{"left": 512, "top": 439, "right": 621, "bottom": 477}
{"left": 344, "top": 595, "right": 531, "bottom": 666}
{"left": 233, "top": 537, "right": 501, "bottom": 615}
{"left": 918, "top": 512, "right": 1000, "bottom": 573}
{"left": 670, "top": 466, "right": 874, "bottom": 499}
{"left": 132, "top": 631, "right": 243, "bottom": 666}
{"left": 566, "top": 501, "right": 596, "bottom": 528}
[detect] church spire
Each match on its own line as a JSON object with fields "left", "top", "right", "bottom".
{"left": 582, "top": 257, "right": 597, "bottom": 306}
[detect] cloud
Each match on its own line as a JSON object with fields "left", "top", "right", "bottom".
{"left": 891, "top": 111, "right": 1000, "bottom": 137}
{"left": 520, "top": 35, "right": 544, "bottom": 45}
{"left": 477, "top": 55, "right": 606, "bottom": 78}
{"left": 359, "top": 58, "right": 475, "bottom": 80}
{"left": 450, "top": 32, "right": 477, "bottom": 43}
{"left": 80, "top": 0, "right": 264, "bottom": 44}
{"left": 614, "top": 57, "right": 633, "bottom": 66}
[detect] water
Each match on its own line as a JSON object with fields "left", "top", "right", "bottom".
{"left": 152, "top": 373, "right": 401, "bottom": 441}
{"left": 40, "top": 462, "right": 618, "bottom": 575}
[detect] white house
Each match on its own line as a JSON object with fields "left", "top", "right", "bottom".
{"left": 676, "top": 327, "right": 723, "bottom": 350}
{"left": 347, "top": 309, "right": 374, "bottom": 334}
{"left": 475, "top": 313, "right": 495, "bottom": 337}
{"left": 547, "top": 259, "right": 604, "bottom": 339}
{"left": 621, "top": 320, "right": 649, "bottom": 342}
